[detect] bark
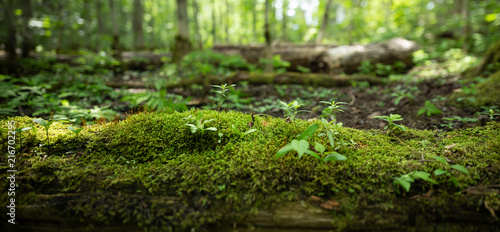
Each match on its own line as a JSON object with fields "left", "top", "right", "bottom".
{"left": 193, "top": 0, "right": 203, "bottom": 49}
{"left": 316, "top": 0, "right": 332, "bottom": 45}
{"left": 172, "top": 0, "right": 192, "bottom": 63}
{"left": 109, "top": 0, "right": 121, "bottom": 59}
{"left": 462, "top": 0, "right": 471, "bottom": 54}
{"left": 2, "top": 0, "right": 18, "bottom": 75}
{"left": 133, "top": 0, "right": 144, "bottom": 50}
{"left": 282, "top": 0, "right": 288, "bottom": 42}
{"left": 213, "top": 38, "right": 419, "bottom": 74}
{"left": 263, "top": 0, "right": 273, "bottom": 73}
{"left": 21, "top": 0, "right": 33, "bottom": 58}
{"left": 212, "top": 0, "right": 217, "bottom": 44}
{"left": 95, "top": 0, "right": 105, "bottom": 51}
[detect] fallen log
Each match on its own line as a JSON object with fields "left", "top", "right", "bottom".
{"left": 213, "top": 38, "right": 419, "bottom": 74}
{"left": 105, "top": 72, "right": 382, "bottom": 89}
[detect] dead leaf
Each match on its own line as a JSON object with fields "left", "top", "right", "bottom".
{"left": 320, "top": 199, "right": 340, "bottom": 210}
{"left": 444, "top": 144, "right": 456, "bottom": 149}
{"left": 310, "top": 195, "right": 321, "bottom": 202}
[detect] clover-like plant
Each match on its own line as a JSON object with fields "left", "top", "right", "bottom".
{"left": 432, "top": 155, "right": 470, "bottom": 187}
{"left": 417, "top": 100, "right": 442, "bottom": 116}
{"left": 185, "top": 112, "right": 217, "bottom": 134}
{"left": 33, "top": 117, "right": 67, "bottom": 154}
{"left": 393, "top": 171, "right": 437, "bottom": 194}
{"left": 372, "top": 114, "right": 407, "bottom": 132}
{"left": 275, "top": 124, "right": 347, "bottom": 162}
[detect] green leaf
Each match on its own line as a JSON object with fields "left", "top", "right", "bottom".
{"left": 314, "top": 142, "right": 325, "bottom": 154}
{"left": 327, "top": 131, "right": 335, "bottom": 147}
{"left": 244, "top": 129, "right": 257, "bottom": 135}
{"left": 304, "top": 150, "right": 321, "bottom": 159}
{"left": 291, "top": 139, "right": 309, "bottom": 159}
{"left": 412, "top": 171, "right": 437, "bottom": 184}
{"left": 450, "top": 176, "right": 458, "bottom": 187}
{"left": 432, "top": 156, "right": 448, "bottom": 165}
{"left": 395, "top": 124, "right": 407, "bottom": 131}
{"left": 394, "top": 179, "right": 411, "bottom": 192}
{"left": 434, "top": 169, "right": 447, "bottom": 176}
{"left": 450, "top": 164, "right": 470, "bottom": 175}
{"left": 275, "top": 144, "right": 293, "bottom": 157}
{"left": 206, "top": 127, "right": 217, "bottom": 131}
{"left": 417, "top": 108, "right": 426, "bottom": 116}
{"left": 33, "top": 118, "right": 48, "bottom": 127}
{"left": 324, "top": 152, "right": 347, "bottom": 162}
{"left": 297, "top": 124, "right": 319, "bottom": 140}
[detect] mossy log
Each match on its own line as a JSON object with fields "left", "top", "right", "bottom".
{"left": 105, "top": 72, "right": 382, "bottom": 89}
{"left": 213, "top": 38, "right": 419, "bottom": 74}
{"left": 470, "top": 39, "right": 500, "bottom": 77}
{"left": 1, "top": 112, "right": 499, "bottom": 232}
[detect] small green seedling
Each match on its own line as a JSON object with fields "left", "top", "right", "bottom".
{"left": 449, "top": 116, "right": 478, "bottom": 125}
{"left": 390, "top": 85, "right": 417, "bottom": 105}
{"left": 67, "top": 126, "right": 84, "bottom": 140}
{"left": 211, "top": 83, "right": 236, "bottom": 113}
{"left": 185, "top": 112, "right": 217, "bottom": 134}
{"left": 418, "top": 100, "right": 442, "bottom": 116}
{"left": 432, "top": 155, "right": 470, "bottom": 188}
{"left": 320, "top": 101, "right": 347, "bottom": 120}
{"left": 372, "top": 114, "right": 407, "bottom": 132}
{"left": 14, "top": 127, "right": 32, "bottom": 152}
{"left": 33, "top": 117, "right": 68, "bottom": 154}
{"left": 393, "top": 171, "right": 437, "bottom": 194}
{"left": 279, "top": 100, "right": 306, "bottom": 122}
{"left": 231, "top": 124, "right": 256, "bottom": 139}
{"left": 318, "top": 118, "right": 343, "bottom": 148}
{"left": 275, "top": 124, "right": 347, "bottom": 162}
{"left": 484, "top": 108, "right": 500, "bottom": 121}
{"left": 440, "top": 117, "right": 456, "bottom": 130}
{"left": 217, "top": 133, "right": 223, "bottom": 144}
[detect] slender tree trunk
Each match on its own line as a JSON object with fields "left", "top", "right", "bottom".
{"left": 252, "top": 2, "right": 257, "bottom": 42}
{"left": 109, "top": 0, "right": 121, "bottom": 59}
{"left": 316, "top": 0, "right": 332, "bottom": 44}
{"left": 2, "top": 0, "right": 18, "bottom": 75}
{"left": 149, "top": 0, "right": 155, "bottom": 50}
{"left": 133, "top": 0, "right": 144, "bottom": 50}
{"left": 462, "top": 0, "right": 471, "bottom": 53}
{"left": 282, "top": 0, "right": 287, "bottom": 42}
{"left": 172, "top": 0, "right": 192, "bottom": 63}
{"left": 225, "top": 0, "right": 229, "bottom": 44}
{"left": 264, "top": 0, "right": 273, "bottom": 73}
{"left": 212, "top": 0, "right": 217, "bottom": 44}
{"left": 21, "top": 0, "right": 33, "bottom": 58}
{"left": 95, "top": 0, "right": 105, "bottom": 51}
{"left": 193, "top": 0, "right": 203, "bottom": 49}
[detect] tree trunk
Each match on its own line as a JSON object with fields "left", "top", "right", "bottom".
{"left": 263, "top": 0, "right": 273, "bottom": 73}
{"left": 316, "top": 0, "right": 332, "bottom": 45}
{"left": 109, "top": 0, "right": 121, "bottom": 59}
{"left": 462, "top": 0, "right": 471, "bottom": 54}
{"left": 282, "top": 0, "right": 287, "bottom": 42}
{"left": 193, "top": 0, "right": 203, "bottom": 49}
{"left": 213, "top": 38, "right": 419, "bottom": 74}
{"left": 211, "top": 0, "right": 217, "bottom": 44}
{"left": 172, "top": 0, "right": 192, "bottom": 63}
{"left": 95, "top": 0, "right": 105, "bottom": 51}
{"left": 133, "top": 0, "right": 144, "bottom": 50}
{"left": 20, "top": 0, "right": 33, "bottom": 58}
{"left": 2, "top": 0, "right": 18, "bottom": 75}
{"left": 225, "top": 0, "right": 230, "bottom": 44}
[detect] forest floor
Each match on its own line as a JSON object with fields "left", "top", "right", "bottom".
{"left": 164, "top": 69, "right": 491, "bottom": 131}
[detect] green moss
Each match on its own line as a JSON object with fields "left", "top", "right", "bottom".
{"left": 1, "top": 112, "right": 499, "bottom": 231}
{"left": 448, "top": 70, "right": 500, "bottom": 107}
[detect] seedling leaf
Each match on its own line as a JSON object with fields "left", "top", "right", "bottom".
{"left": 450, "top": 164, "right": 470, "bottom": 175}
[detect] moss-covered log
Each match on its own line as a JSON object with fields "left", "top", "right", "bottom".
{"left": 105, "top": 72, "right": 382, "bottom": 89}
{"left": 1, "top": 111, "right": 499, "bottom": 231}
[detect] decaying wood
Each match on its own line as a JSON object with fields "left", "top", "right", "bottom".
{"left": 213, "top": 38, "right": 419, "bottom": 74}
{"left": 105, "top": 72, "right": 382, "bottom": 89}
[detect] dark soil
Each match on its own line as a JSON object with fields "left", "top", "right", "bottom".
{"left": 168, "top": 75, "right": 490, "bottom": 131}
